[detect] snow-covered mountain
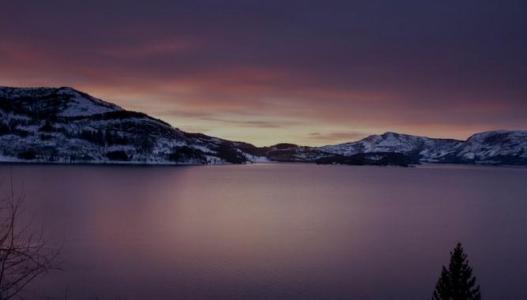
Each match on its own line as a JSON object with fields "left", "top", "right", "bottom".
{"left": 316, "top": 131, "right": 527, "bottom": 166}
{"left": 0, "top": 86, "right": 525, "bottom": 166}
{"left": 0, "top": 86, "right": 122, "bottom": 117}
{"left": 454, "top": 130, "right": 527, "bottom": 164}
{"left": 0, "top": 86, "right": 264, "bottom": 165}
{"left": 319, "top": 132, "right": 462, "bottom": 161}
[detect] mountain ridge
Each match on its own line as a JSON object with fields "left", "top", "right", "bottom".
{"left": 1, "top": 86, "right": 526, "bottom": 166}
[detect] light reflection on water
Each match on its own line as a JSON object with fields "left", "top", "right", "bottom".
{"left": 1, "top": 164, "right": 526, "bottom": 299}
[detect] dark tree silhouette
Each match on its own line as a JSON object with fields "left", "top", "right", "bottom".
{"left": 432, "top": 243, "right": 481, "bottom": 300}
{"left": 0, "top": 180, "right": 59, "bottom": 300}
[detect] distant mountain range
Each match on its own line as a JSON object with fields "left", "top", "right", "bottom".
{"left": 1, "top": 86, "right": 526, "bottom": 166}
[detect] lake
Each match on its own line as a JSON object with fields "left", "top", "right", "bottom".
{"left": 0, "top": 164, "right": 526, "bottom": 299}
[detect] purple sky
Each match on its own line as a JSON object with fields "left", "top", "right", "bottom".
{"left": 1, "top": 0, "right": 526, "bottom": 145}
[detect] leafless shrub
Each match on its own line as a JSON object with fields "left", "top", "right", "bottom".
{"left": 0, "top": 179, "right": 59, "bottom": 300}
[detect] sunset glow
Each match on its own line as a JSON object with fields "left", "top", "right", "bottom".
{"left": 1, "top": 1, "right": 526, "bottom": 146}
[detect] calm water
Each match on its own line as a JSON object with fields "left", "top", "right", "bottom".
{"left": 1, "top": 164, "right": 526, "bottom": 299}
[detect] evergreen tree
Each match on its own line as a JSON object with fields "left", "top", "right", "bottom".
{"left": 432, "top": 243, "right": 481, "bottom": 300}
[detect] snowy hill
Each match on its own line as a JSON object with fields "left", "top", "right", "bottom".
{"left": 315, "top": 131, "right": 527, "bottom": 166}
{"left": 454, "top": 130, "right": 527, "bottom": 164}
{"left": 0, "top": 86, "right": 122, "bottom": 117}
{"left": 0, "top": 86, "right": 263, "bottom": 165}
{"left": 0, "top": 86, "right": 525, "bottom": 166}
{"left": 319, "top": 132, "right": 462, "bottom": 161}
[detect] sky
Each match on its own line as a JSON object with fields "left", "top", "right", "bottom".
{"left": 1, "top": 0, "right": 526, "bottom": 146}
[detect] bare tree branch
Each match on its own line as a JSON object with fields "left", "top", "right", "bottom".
{"left": 0, "top": 177, "right": 59, "bottom": 300}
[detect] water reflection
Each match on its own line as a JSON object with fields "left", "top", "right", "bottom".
{"left": 0, "top": 164, "right": 526, "bottom": 299}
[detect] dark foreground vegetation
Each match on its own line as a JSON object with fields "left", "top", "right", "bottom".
{"left": 0, "top": 180, "right": 59, "bottom": 300}
{"left": 432, "top": 243, "right": 481, "bottom": 300}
